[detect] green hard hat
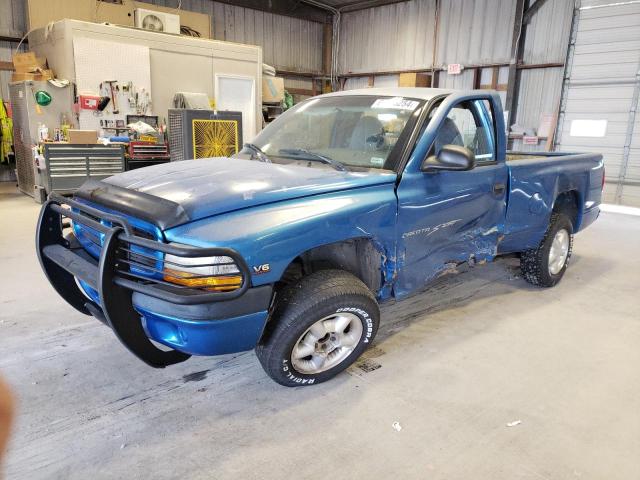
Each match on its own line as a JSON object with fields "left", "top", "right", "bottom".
{"left": 35, "top": 90, "right": 52, "bottom": 106}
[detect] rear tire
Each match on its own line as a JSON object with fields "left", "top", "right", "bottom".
{"left": 521, "top": 213, "right": 573, "bottom": 287}
{"left": 256, "top": 270, "right": 379, "bottom": 387}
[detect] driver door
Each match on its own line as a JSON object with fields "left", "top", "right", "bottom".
{"left": 394, "top": 99, "right": 508, "bottom": 297}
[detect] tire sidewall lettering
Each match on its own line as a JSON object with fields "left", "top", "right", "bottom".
{"left": 337, "top": 306, "right": 373, "bottom": 341}
{"left": 281, "top": 359, "right": 315, "bottom": 384}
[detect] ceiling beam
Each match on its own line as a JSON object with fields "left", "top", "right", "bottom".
{"left": 337, "top": 0, "right": 410, "bottom": 13}
{"left": 505, "top": 0, "right": 527, "bottom": 127}
{"left": 212, "top": 0, "right": 332, "bottom": 23}
{"left": 523, "top": 0, "right": 551, "bottom": 24}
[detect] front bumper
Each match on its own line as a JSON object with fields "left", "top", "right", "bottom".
{"left": 37, "top": 193, "right": 272, "bottom": 367}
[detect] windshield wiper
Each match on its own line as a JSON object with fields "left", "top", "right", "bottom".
{"left": 244, "top": 143, "right": 271, "bottom": 163}
{"left": 278, "top": 148, "right": 347, "bottom": 172}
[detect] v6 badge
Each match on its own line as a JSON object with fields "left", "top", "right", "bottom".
{"left": 252, "top": 264, "right": 270, "bottom": 274}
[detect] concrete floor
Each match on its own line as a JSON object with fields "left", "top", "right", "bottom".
{"left": 1, "top": 181, "right": 639, "bottom": 480}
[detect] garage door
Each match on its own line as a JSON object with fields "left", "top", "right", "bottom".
{"left": 556, "top": 0, "right": 640, "bottom": 206}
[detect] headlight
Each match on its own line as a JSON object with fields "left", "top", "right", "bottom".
{"left": 163, "top": 250, "right": 242, "bottom": 292}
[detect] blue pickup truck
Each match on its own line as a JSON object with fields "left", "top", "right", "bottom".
{"left": 37, "top": 88, "right": 603, "bottom": 386}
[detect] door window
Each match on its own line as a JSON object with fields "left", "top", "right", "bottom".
{"left": 432, "top": 100, "right": 495, "bottom": 163}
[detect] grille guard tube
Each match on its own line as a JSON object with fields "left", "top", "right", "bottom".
{"left": 36, "top": 194, "right": 253, "bottom": 368}
{"left": 99, "top": 227, "right": 190, "bottom": 367}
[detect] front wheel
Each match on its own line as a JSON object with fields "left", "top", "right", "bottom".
{"left": 256, "top": 270, "right": 379, "bottom": 386}
{"left": 521, "top": 212, "right": 574, "bottom": 287}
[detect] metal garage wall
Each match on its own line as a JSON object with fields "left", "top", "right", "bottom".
{"left": 148, "top": 0, "right": 324, "bottom": 73}
{"left": 335, "top": 0, "right": 573, "bottom": 138}
{"left": 337, "top": 0, "right": 517, "bottom": 75}
{"left": 511, "top": 0, "right": 574, "bottom": 152}
{"left": 556, "top": 0, "right": 640, "bottom": 206}
{"left": 0, "top": 0, "right": 26, "bottom": 100}
{"left": 0, "top": 0, "right": 323, "bottom": 77}
{"left": 436, "top": 0, "right": 515, "bottom": 66}
{"left": 0, "top": 42, "right": 16, "bottom": 101}
{"left": 337, "top": 0, "right": 437, "bottom": 74}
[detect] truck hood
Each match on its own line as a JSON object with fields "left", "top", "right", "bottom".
{"left": 104, "top": 157, "right": 397, "bottom": 224}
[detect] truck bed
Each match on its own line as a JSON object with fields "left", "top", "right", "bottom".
{"left": 500, "top": 151, "right": 604, "bottom": 254}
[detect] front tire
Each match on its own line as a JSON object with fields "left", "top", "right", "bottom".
{"left": 521, "top": 212, "right": 574, "bottom": 287}
{"left": 256, "top": 270, "right": 379, "bottom": 387}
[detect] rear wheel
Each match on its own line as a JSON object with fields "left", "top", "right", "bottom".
{"left": 521, "top": 213, "right": 573, "bottom": 287}
{"left": 256, "top": 270, "right": 379, "bottom": 386}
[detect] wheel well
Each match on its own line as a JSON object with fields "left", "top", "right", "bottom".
{"left": 553, "top": 190, "right": 580, "bottom": 230}
{"left": 276, "top": 238, "right": 384, "bottom": 294}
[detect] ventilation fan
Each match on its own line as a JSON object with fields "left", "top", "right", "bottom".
{"left": 134, "top": 9, "right": 180, "bottom": 34}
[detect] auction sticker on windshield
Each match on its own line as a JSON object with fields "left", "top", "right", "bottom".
{"left": 371, "top": 97, "right": 419, "bottom": 110}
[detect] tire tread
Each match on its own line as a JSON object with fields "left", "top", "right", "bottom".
{"left": 520, "top": 212, "right": 573, "bottom": 287}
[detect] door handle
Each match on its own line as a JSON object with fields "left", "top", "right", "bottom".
{"left": 493, "top": 183, "right": 506, "bottom": 195}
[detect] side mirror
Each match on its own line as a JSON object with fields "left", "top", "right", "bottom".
{"left": 421, "top": 144, "right": 476, "bottom": 172}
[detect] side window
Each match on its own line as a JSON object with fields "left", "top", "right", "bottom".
{"left": 433, "top": 100, "right": 495, "bottom": 163}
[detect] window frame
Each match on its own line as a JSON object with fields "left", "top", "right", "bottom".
{"left": 427, "top": 99, "right": 498, "bottom": 167}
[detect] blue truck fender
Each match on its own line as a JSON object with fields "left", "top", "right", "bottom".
{"left": 164, "top": 184, "right": 399, "bottom": 299}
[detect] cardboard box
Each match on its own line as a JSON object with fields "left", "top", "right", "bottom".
{"left": 37, "top": 69, "right": 53, "bottom": 80}
{"left": 12, "top": 52, "right": 52, "bottom": 82}
{"left": 398, "top": 72, "right": 431, "bottom": 88}
{"left": 12, "top": 69, "right": 54, "bottom": 82}
{"left": 13, "top": 52, "right": 47, "bottom": 73}
{"left": 262, "top": 76, "right": 285, "bottom": 103}
{"left": 68, "top": 130, "right": 98, "bottom": 144}
{"left": 11, "top": 72, "right": 37, "bottom": 82}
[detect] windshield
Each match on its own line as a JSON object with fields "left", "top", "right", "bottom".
{"left": 238, "top": 95, "right": 423, "bottom": 171}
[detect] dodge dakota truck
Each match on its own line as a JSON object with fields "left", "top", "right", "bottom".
{"left": 37, "top": 88, "right": 603, "bottom": 386}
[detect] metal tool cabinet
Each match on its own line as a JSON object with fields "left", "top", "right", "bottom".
{"left": 43, "top": 144, "right": 125, "bottom": 196}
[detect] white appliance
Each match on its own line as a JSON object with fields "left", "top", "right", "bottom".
{"left": 134, "top": 8, "right": 180, "bottom": 34}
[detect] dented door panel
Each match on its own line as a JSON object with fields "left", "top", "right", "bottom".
{"left": 394, "top": 164, "right": 507, "bottom": 298}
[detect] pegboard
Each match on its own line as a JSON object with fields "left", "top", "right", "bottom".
{"left": 73, "top": 36, "right": 153, "bottom": 135}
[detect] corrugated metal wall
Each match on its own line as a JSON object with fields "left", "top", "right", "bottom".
{"left": 338, "top": 0, "right": 437, "bottom": 74}
{"left": 336, "top": 0, "right": 574, "bottom": 155}
{"left": 138, "top": 0, "right": 324, "bottom": 73}
{"left": 0, "top": 0, "right": 323, "bottom": 78}
{"left": 1, "top": 42, "right": 16, "bottom": 100}
{"left": 337, "top": 0, "right": 517, "bottom": 74}
{"left": 436, "top": 0, "right": 516, "bottom": 65}
{"left": 0, "top": 0, "right": 26, "bottom": 100}
{"left": 0, "top": 0, "right": 24, "bottom": 37}
{"left": 511, "top": 0, "right": 574, "bottom": 152}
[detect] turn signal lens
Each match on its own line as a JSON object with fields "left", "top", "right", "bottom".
{"left": 163, "top": 269, "right": 242, "bottom": 292}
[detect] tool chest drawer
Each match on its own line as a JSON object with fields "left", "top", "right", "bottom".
{"left": 43, "top": 144, "right": 125, "bottom": 194}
